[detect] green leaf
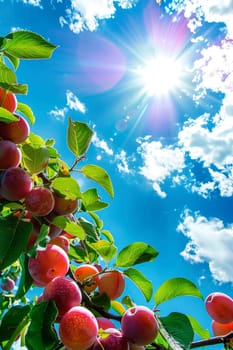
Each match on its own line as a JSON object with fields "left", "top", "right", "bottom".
{"left": 15, "top": 254, "right": 33, "bottom": 300}
{"left": 52, "top": 176, "right": 82, "bottom": 200}
{"left": 92, "top": 293, "right": 111, "bottom": 311}
{"left": 0, "top": 305, "right": 31, "bottom": 344}
{"left": 154, "top": 277, "right": 203, "bottom": 306}
{"left": 2, "top": 202, "right": 23, "bottom": 211}
{"left": 27, "top": 224, "right": 49, "bottom": 259}
{"left": 0, "top": 216, "right": 32, "bottom": 270}
{"left": 152, "top": 331, "right": 169, "bottom": 350}
{"left": 16, "top": 102, "right": 35, "bottom": 124}
{"left": 187, "top": 315, "right": 211, "bottom": 339}
{"left": 110, "top": 300, "right": 125, "bottom": 315}
{"left": 47, "top": 146, "right": 59, "bottom": 159}
{"left": 28, "top": 132, "right": 46, "bottom": 146}
{"left": 0, "top": 107, "right": 18, "bottom": 122}
{"left": 0, "top": 296, "right": 10, "bottom": 319}
{"left": 88, "top": 212, "right": 104, "bottom": 230}
{"left": 122, "top": 295, "right": 135, "bottom": 309}
{"left": 45, "top": 138, "right": 55, "bottom": 147}
{"left": 0, "top": 61, "right": 16, "bottom": 84}
{"left": 33, "top": 224, "right": 50, "bottom": 250}
{"left": 81, "top": 188, "right": 109, "bottom": 211}
{"left": 52, "top": 216, "right": 85, "bottom": 240}
{"left": 81, "top": 164, "right": 114, "bottom": 198}
{"left": 3, "top": 30, "right": 57, "bottom": 59}
{"left": 78, "top": 218, "right": 99, "bottom": 242}
{"left": 101, "top": 230, "right": 114, "bottom": 243}
{"left": 0, "top": 82, "right": 28, "bottom": 94}
{"left": 67, "top": 118, "right": 93, "bottom": 157}
{"left": 22, "top": 144, "right": 49, "bottom": 175}
{"left": 116, "top": 242, "right": 159, "bottom": 268}
{"left": 159, "top": 312, "right": 194, "bottom": 350}
{"left": 68, "top": 245, "right": 89, "bottom": 263}
{"left": 83, "top": 246, "right": 98, "bottom": 264}
{"left": 124, "top": 268, "right": 153, "bottom": 302}
{"left": 88, "top": 240, "right": 117, "bottom": 262}
{"left": 25, "top": 301, "right": 59, "bottom": 350}
{"left": 0, "top": 36, "right": 4, "bottom": 49}
{"left": 3, "top": 51, "right": 20, "bottom": 70}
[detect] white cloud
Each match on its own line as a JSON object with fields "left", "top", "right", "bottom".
{"left": 137, "top": 137, "right": 185, "bottom": 198}
{"left": 115, "top": 150, "right": 132, "bottom": 174}
{"left": 49, "top": 90, "right": 85, "bottom": 121}
{"left": 131, "top": 91, "right": 233, "bottom": 198}
{"left": 191, "top": 181, "right": 215, "bottom": 199}
{"left": 91, "top": 134, "right": 134, "bottom": 174}
{"left": 208, "top": 169, "right": 233, "bottom": 197}
{"left": 193, "top": 39, "right": 233, "bottom": 98}
{"left": 14, "top": 0, "right": 137, "bottom": 33}
{"left": 178, "top": 93, "right": 233, "bottom": 197}
{"left": 92, "top": 133, "right": 113, "bottom": 156}
{"left": 48, "top": 106, "right": 67, "bottom": 121}
{"left": 66, "top": 90, "right": 86, "bottom": 113}
{"left": 5, "top": 0, "right": 42, "bottom": 8}
{"left": 59, "top": 0, "right": 138, "bottom": 33}
{"left": 163, "top": 1, "right": 233, "bottom": 198}
{"left": 22, "top": 0, "right": 42, "bottom": 7}
{"left": 116, "top": 0, "right": 136, "bottom": 9}
{"left": 178, "top": 113, "right": 233, "bottom": 170}
{"left": 197, "top": 0, "right": 233, "bottom": 37}
{"left": 178, "top": 210, "right": 233, "bottom": 284}
{"left": 166, "top": 2, "right": 233, "bottom": 103}
{"left": 167, "top": 0, "right": 233, "bottom": 37}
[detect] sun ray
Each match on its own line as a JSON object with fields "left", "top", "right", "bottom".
{"left": 137, "top": 56, "right": 182, "bottom": 97}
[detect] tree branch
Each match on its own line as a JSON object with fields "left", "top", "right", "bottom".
{"left": 191, "top": 332, "right": 233, "bottom": 348}
{"left": 68, "top": 269, "right": 233, "bottom": 349}
{"left": 68, "top": 268, "right": 122, "bottom": 322}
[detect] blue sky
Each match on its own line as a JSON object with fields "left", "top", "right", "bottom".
{"left": 1, "top": 0, "right": 233, "bottom": 345}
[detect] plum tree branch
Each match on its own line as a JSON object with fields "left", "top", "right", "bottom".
{"left": 68, "top": 269, "right": 233, "bottom": 349}
{"left": 149, "top": 332, "right": 233, "bottom": 350}
{"left": 190, "top": 331, "right": 233, "bottom": 348}
{"left": 67, "top": 269, "right": 233, "bottom": 349}
{"left": 68, "top": 268, "right": 122, "bottom": 322}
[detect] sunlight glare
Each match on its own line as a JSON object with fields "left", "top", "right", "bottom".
{"left": 138, "top": 56, "right": 182, "bottom": 96}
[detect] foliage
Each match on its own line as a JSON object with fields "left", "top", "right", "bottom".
{"left": 0, "top": 29, "right": 226, "bottom": 350}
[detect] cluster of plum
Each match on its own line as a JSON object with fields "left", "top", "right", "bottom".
{"left": 0, "top": 87, "right": 30, "bottom": 291}
{"left": 205, "top": 292, "right": 233, "bottom": 339}
{"left": 30, "top": 248, "right": 159, "bottom": 349}
{"left": 0, "top": 87, "right": 80, "bottom": 247}
{"left": 0, "top": 87, "right": 159, "bottom": 350}
{"left": 0, "top": 87, "right": 31, "bottom": 200}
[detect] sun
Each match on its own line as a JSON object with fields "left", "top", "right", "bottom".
{"left": 137, "top": 56, "right": 182, "bottom": 97}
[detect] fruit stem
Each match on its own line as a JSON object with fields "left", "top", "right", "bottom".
{"left": 68, "top": 268, "right": 122, "bottom": 322}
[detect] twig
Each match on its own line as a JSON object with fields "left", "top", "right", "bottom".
{"left": 191, "top": 332, "right": 233, "bottom": 348}
{"left": 69, "top": 155, "right": 86, "bottom": 172}
{"left": 68, "top": 268, "right": 122, "bottom": 322}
